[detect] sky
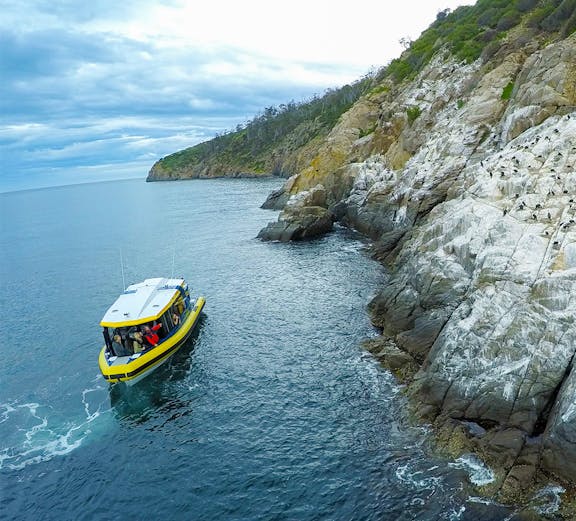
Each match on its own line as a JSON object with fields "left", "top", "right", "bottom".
{"left": 0, "top": 0, "right": 473, "bottom": 193}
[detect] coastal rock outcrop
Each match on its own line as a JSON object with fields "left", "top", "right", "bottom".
{"left": 258, "top": 184, "right": 334, "bottom": 241}
{"left": 260, "top": 32, "right": 576, "bottom": 500}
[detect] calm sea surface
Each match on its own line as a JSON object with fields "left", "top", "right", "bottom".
{"left": 0, "top": 178, "right": 525, "bottom": 520}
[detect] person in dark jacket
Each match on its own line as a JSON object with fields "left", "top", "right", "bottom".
{"left": 112, "top": 334, "right": 131, "bottom": 356}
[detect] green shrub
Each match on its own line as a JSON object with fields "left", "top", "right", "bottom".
{"left": 501, "top": 81, "right": 515, "bottom": 100}
{"left": 478, "top": 28, "right": 499, "bottom": 42}
{"left": 406, "top": 105, "right": 422, "bottom": 124}
{"left": 369, "top": 84, "right": 390, "bottom": 96}
{"left": 387, "top": 58, "right": 415, "bottom": 82}
{"left": 358, "top": 125, "right": 376, "bottom": 138}
{"left": 478, "top": 8, "right": 503, "bottom": 27}
{"left": 541, "top": 0, "right": 576, "bottom": 31}
{"left": 562, "top": 10, "right": 576, "bottom": 35}
{"left": 515, "top": 0, "right": 539, "bottom": 12}
{"left": 497, "top": 12, "right": 522, "bottom": 31}
{"left": 527, "top": 5, "right": 556, "bottom": 28}
{"left": 456, "top": 40, "right": 485, "bottom": 62}
{"left": 477, "top": 0, "right": 510, "bottom": 9}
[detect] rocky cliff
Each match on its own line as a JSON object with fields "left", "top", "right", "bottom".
{"left": 259, "top": 27, "right": 576, "bottom": 509}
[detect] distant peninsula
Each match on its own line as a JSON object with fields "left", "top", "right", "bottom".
{"left": 146, "top": 82, "right": 371, "bottom": 182}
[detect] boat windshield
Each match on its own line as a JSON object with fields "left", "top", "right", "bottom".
{"left": 103, "top": 302, "right": 186, "bottom": 357}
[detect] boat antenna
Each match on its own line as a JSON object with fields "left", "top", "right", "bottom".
{"left": 120, "top": 248, "right": 126, "bottom": 290}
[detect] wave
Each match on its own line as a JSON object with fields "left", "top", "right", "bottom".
{"left": 531, "top": 485, "right": 565, "bottom": 515}
{"left": 449, "top": 454, "right": 495, "bottom": 486}
{"left": 395, "top": 462, "right": 444, "bottom": 490}
{"left": 0, "top": 382, "right": 111, "bottom": 471}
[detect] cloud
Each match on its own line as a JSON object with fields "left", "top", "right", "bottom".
{"left": 0, "top": 0, "right": 473, "bottom": 192}
{"left": 2, "top": 25, "right": 347, "bottom": 123}
{"left": 1, "top": 22, "right": 345, "bottom": 192}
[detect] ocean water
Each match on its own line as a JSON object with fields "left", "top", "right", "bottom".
{"left": 0, "top": 178, "right": 531, "bottom": 520}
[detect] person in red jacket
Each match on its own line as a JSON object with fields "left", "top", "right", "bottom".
{"left": 142, "top": 323, "right": 162, "bottom": 347}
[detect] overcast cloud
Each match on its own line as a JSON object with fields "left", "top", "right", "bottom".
{"left": 0, "top": 0, "right": 472, "bottom": 192}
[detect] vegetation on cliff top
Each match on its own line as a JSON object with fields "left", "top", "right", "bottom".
{"left": 152, "top": 0, "right": 576, "bottom": 180}
{"left": 385, "top": 0, "right": 576, "bottom": 82}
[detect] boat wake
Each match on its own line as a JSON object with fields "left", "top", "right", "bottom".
{"left": 0, "top": 382, "right": 110, "bottom": 471}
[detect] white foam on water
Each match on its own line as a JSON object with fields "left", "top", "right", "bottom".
{"left": 447, "top": 505, "right": 466, "bottom": 520}
{"left": 449, "top": 454, "right": 495, "bottom": 486}
{"left": 467, "top": 495, "right": 499, "bottom": 506}
{"left": 467, "top": 495, "right": 521, "bottom": 520}
{"left": 0, "top": 403, "right": 16, "bottom": 423}
{"left": 531, "top": 485, "right": 565, "bottom": 515}
{"left": 395, "top": 463, "right": 444, "bottom": 489}
{"left": 0, "top": 384, "right": 111, "bottom": 471}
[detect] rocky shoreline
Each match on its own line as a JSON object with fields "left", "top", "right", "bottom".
{"left": 257, "top": 34, "right": 576, "bottom": 515}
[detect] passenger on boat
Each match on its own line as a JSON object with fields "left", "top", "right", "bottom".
{"left": 142, "top": 323, "right": 162, "bottom": 347}
{"left": 112, "top": 334, "right": 131, "bottom": 356}
{"left": 172, "top": 312, "right": 180, "bottom": 327}
{"left": 130, "top": 330, "right": 145, "bottom": 353}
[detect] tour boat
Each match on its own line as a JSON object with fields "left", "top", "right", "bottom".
{"left": 98, "top": 277, "right": 205, "bottom": 385}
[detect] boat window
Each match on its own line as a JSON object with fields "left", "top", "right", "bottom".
{"left": 170, "top": 302, "right": 183, "bottom": 329}
{"left": 160, "top": 313, "right": 172, "bottom": 335}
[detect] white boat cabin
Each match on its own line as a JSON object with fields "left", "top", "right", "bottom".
{"left": 100, "top": 277, "right": 192, "bottom": 357}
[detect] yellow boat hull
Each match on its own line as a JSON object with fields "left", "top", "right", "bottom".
{"left": 98, "top": 297, "right": 205, "bottom": 385}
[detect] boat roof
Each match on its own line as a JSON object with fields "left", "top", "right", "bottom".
{"left": 100, "top": 277, "right": 186, "bottom": 327}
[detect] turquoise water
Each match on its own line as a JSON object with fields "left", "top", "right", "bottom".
{"left": 0, "top": 178, "right": 518, "bottom": 520}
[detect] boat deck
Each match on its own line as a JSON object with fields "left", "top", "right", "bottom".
{"left": 107, "top": 354, "right": 140, "bottom": 366}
